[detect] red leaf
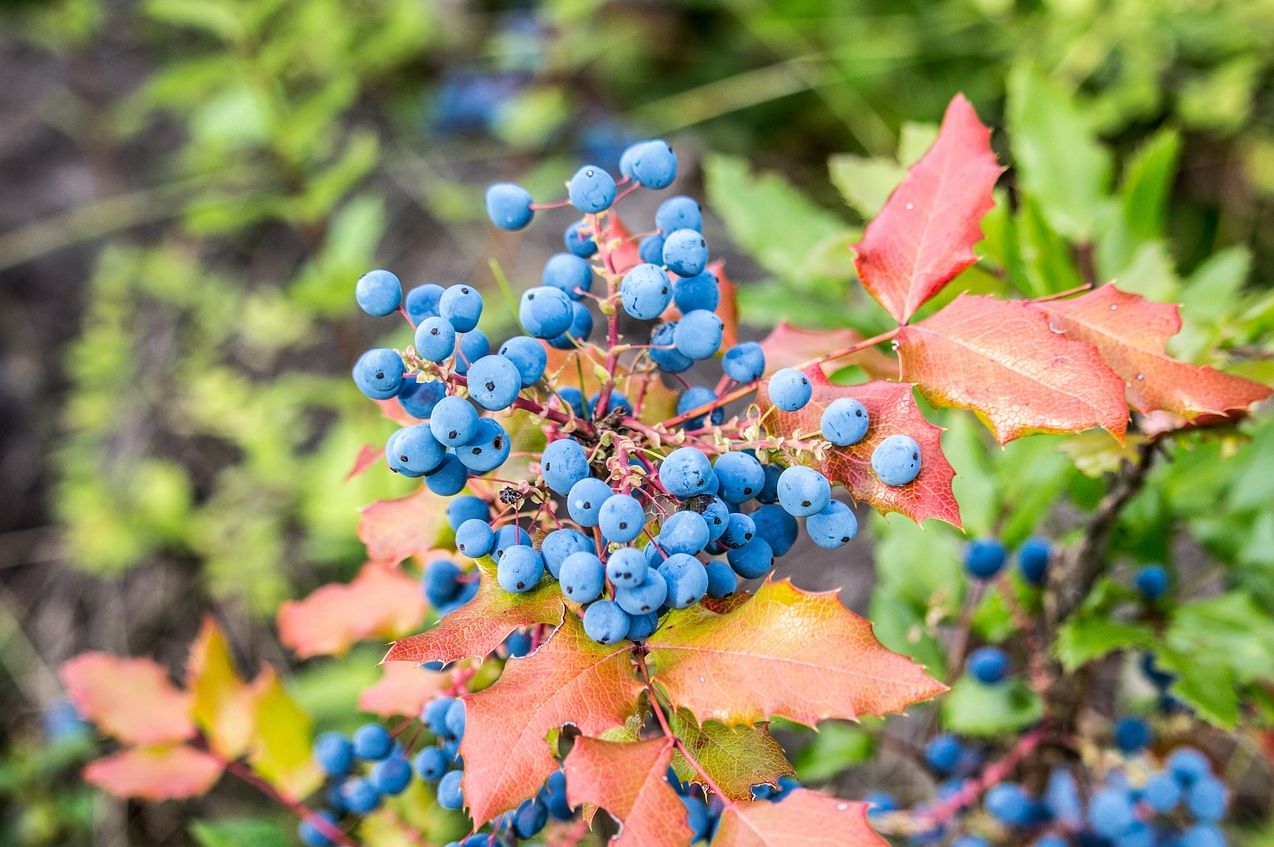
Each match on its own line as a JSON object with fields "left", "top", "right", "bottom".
{"left": 758, "top": 323, "right": 896, "bottom": 380}
{"left": 358, "top": 487, "right": 450, "bottom": 565}
{"left": 459, "top": 616, "right": 643, "bottom": 824}
{"left": 759, "top": 372, "right": 961, "bottom": 527}
{"left": 383, "top": 560, "right": 564, "bottom": 665}
{"left": 1036, "top": 284, "right": 1272, "bottom": 419}
{"left": 278, "top": 564, "right": 426, "bottom": 659}
{"left": 564, "top": 737, "right": 692, "bottom": 847}
{"left": 60, "top": 654, "right": 193, "bottom": 745}
{"left": 897, "top": 294, "right": 1129, "bottom": 444}
{"left": 83, "top": 745, "right": 223, "bottom": 801}
{"left": 358, "top": 663, "right": 452, "bottom": 717}
{"left": 345, "top": 443, "right": 383, "bottom": 482}
{"left": 646, "top": 580, "right": 946, "bottom": 726}
{"left": 713, "top": 789, "right": 886, "bottom": 847}
{"left": 852, "top": 94, "right": 1003, "bottom": 324}
{"left": 374, "top": 397, "right": 418, "bottom": 427}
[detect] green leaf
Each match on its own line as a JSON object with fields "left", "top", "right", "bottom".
{"left": 1014, "top": 197, "right": 1084, "bottom": 297}
{"left": 942, "top": 415, "right": 997, "bottom": 538}
{"left": 669, "top": 709, "right": 792, "bottom": 801}
{"left": 1007, "top": 65, "right": 1112, "bottom": 242}
{"left": 940, "top": 677, "right": 1042, "bottom": 737}
{"left": 792, "top": 722, "right": 874, "bottom": 782}
{"left": 1166, "top": 592, "right": 1274, "bottom": 683}
{"left": 828, "top": 155, "right": 902, "bottom": 220}
{"left": 1054, "top": 617, "right": 1153, "bottom": 671}
{"left": 248, "top": 671, "right": 323, "bottom": 802}
{"left": 1120, "top": 129, "right": 1181, "bottom": 242}
{"left": 190, "top": 818, "right": 291, "bottom": 847}
{"left": 1155, "top": 648, "right": 1240, "bottom": 729}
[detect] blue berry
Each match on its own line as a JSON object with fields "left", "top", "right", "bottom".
{"left": 564, "top": 220, "right": 598, "bottom": 258}
{"left": 341, "top": 777, "right": 381, "bottom": 814}
{"left": 453, "top": 328, "right": 490, "bottom": 375}
{"left": 352, "top": 723, "right": 393, "bottom": 761}
{"left": 567, "top": 165, "right": 616, "bottom": 213}
{"left": 466, "top": 354, "right": 522, "bottom": 411}
{"left": 371, "top": 755, "right": 413, "bottom": 795}
{"left": 542, "top": 252, "right": 593, "bottom": 299}
{"left": 638, "top": 234, "right": 666, "bottom": 265}
{"left": 626, "top": 140, "right": 677, "bottom": 189}
{"left": 606, "top": 547, "right": 648, "bottom": 589}
{"left": 486, "top": 182, "right": 534, "bottom": 230}
{"left": 720, "top": 512, "right": 756, "bottom": 549}
{"left": 662, "top": 229, "right": 709, "bottom": 277}
{"left": 626, "top": 611, "right": 660, "bottom": 641}
{"left": 722, "top": 342, "right": 765, "bottom": 383}
{"left": 560, "top": 552, "right": 605, "bottom": 603}
{"left": 1180, "top": 825, "right": 1227, "bottom": 847}
{"left": 392, "top": 424, "right": 445, "bottom": 475}
{"left": 493, "top": 526, "right": 532, "bottom": 562}
{"left": 583, "top": 599, "right": 630, "bottom": 644}
{"left": 952, "top": 838, "right": 988, "bottom": 847}
{"left": 986, "top": 782, "right": 1035, "bottom": 827}
{"left": 599, "top": 494, "right": 645, "bottom": 543}
{"left": 444, "top": 700, "right": 465, "bottom": 740}
{"left": 439, "top": 284, "right": 483, "bottom": 332}
{"left": 541, "top": 528, "right": 595, "bottom": 578}
{"left": 777, "top": 466, "right": 831, "bottom": 518}
{"left": 415, "top": 316, "right": 457, "bottom": 362}
{"left": 965, "top": 539, "right": 1006, "bottom": 580}
{"left": 520, "top": 286, "right": 574, "bottom": 339}
{"left": 925, "top": 734, "right": 962, "bottom": 774}
{"left": 550, "top": 301, "right": 594, "bottom": 349}
{"left": 676, "top": 386, "right": 722, "bottom": 430}
{"left": 514, "top": 798, "right": 549, "bottom": 838}
{"left": 422, "top": 697, "right": 453, "bottom": 735}
{"left": 1168, "top": 748, "right": 1211, "bottom": 784}
{"left": 750, "top": 504, "right": 798, "bottom": 556}
{"left": 397, "top": 377, "right": 446, "bottom": 419}
{"left": 499, "top": 336, "right": 548, "bottom": 386}
{"left": 424, "top": 559, "right": 464, "bottom": 607}
{"left": 356, "top": 269, "right": 403, "bottom": 317}
{"left": 757, "top": 463, "right": 782, "bottom": 503}
{"left": 705, "top": 560, "right": 738, "bottom": 598}
{"left": 455, "top": 519, "right": 494, "bottom": 558}
{"left": 656, "top": 195, "right": 702, "bottom": 233}
{"left": 615, "top": 570, "right": 668, "bottom": 615}
{"left": 767, "top": 368, "right": 812, "bottom": 412}
{"left": 314, "top": 732, "right": 354, "bottom": 777}
{"left": 806, "top": 500, "right": 857, "bottom": 548}
{"left": 404, "top": 283, "right": 444, "bottom": 324}
{"left": 298, "top": 811, "right": 339, "bottom": 847}
{"left": 727, "top": 537, "right": 774, "bottom": 578}
{"left": 620, "top": 263, "right": 673, "bottom": 320}
{"left": 871, "top": 434, "right": 922, "bottom": 485}
{"left": 457, "top": 417, "right": 510, "bottom": 473}
{"left": 497, "top": 545, "right": 544, "bottom": 593}
{"left": 505, "top": 629, "right": 533, "bottom": 657}
{"left": 567, "top": 477, "right": 613, "bottom": 527}
{"left": 425, "top": 454, "right": 468, "bottom": 496}
{"left": 1114, "top": 716, "right": 1150, "bottom": 753}
{"left": 683, "top": 795, "right": 712, "bottom": 841}
{"left": 672, "top": 270, "right": 719, "bottom": 312}
{"left": 437, "top": 770, "right": 464, "bottom": 810}
{"left": 659, "top": 447, "right": 714, "bottom": 498}
{"left": 698, "top": 496, "right": 730, "bottom": 540}
{"left": 430, "top": 396, "right": 479, "bottom": 447}
{"left": 353, "top": 348, "right": 405, "bottom": 400}
{"left": 1187, "top": 776, "right": 1228, "bottom": 821}
{"left": 1087, "top": 787, "right": 1135, "bottom": 838}
{"left": 414, "top": 747, "right": 448, "bottom": 782}
{"left": 660, "top": 511, "right": 710, "bottom": 555}
{"left": 864, "top": 791, "right": 898, "bottom": 814}
{"left": 661, "top": 553, "right": 709, "bottom": 608}
{"left": 447, "top": 495, "right": 489, "bottom": 530}
{"left": 542, "top": 770, "right": 572, "bottom": 820}
{"left": 1017, "top": 536, "right": 1051, "bottom": 586}
{"left": 673, "top": 309, "right": 723, "bottom": 360}
{"left": 1143, "top": 771, "right": 1182, "bottom": 812}
{"left": 820, "top": 398, "right": 870, "bottom": 446}
{"left": 968, "top": 646, "right": 1008, "bottom": 684}
{"left": 1135, "top": 564, "right": 1169, "bottom": 600}
{"left": 650, "top": 321, "right": 694, "bottom": 373}
{"left": 541, "top": 438, "right": 590, "bottom": 496}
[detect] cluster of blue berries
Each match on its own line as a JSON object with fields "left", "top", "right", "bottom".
{"left": 963, "top": 535, "right": 1053, "bottom": 584}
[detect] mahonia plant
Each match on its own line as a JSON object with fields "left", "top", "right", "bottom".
{"left": 57, "top": 95, "right": 1270, "bottom": 847}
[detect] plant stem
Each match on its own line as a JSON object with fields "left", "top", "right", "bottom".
{"left": 223, "top": 759, "right": 359, "bottom": 847}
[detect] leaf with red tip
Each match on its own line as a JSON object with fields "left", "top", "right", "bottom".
{"left": 897, "top": 294, "right": 1129, "bottom": 444}
{"left": 383, "top": 559, "right": 564, "bottom": 666}
{"left": 459, "top": 616, "right": 643, "bottom": 824}
{"left": 346, "top": 443, "right": 384, "bottom": 482}
{"left": 669, "top": 709, "right": 792, "bottom": 801}
{"left": 646, "top": 580, "right": 945, "bottom": 726}
{"left": 852, "top": 94, "right": 1003, "bottom": 324}
{"left": 759, "top": 373, "right": 960, "bottom": 527}
{"left": 758, "top": 323, "right": 896, "bottom": 380}
{"left": 358, "top": 663, "right": 452, "bottom": 717}
{"left": 279, "top": 565, "right": 427, "bottom": 659}
{"left": 712, "top": 789, "right": 887, "bottom": 847}
{"left": 358, "top": 487, "right": 450, "bottom": 565}
{"left": 187, "top": 617, "right": 255, "bottom": 758}
{"left": 83, "top": 745, "right": 223, "bottom": 801}
{"left": 1036, "top": 284, "right": 1272, "bottom": 418}
{"left": 564, "top": 737, "right": 692, "bottom": 847}
{"left": 60, "top": 653, "right": 193, "bottom": 745}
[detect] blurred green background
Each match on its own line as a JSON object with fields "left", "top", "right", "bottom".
{"left": 1, "top": 0, "right": 1272, "bottom": 844}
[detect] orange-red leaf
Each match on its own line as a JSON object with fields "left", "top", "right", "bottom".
{"left": 597, "top": 213, "right": 642, "bottom": 277}
{"left": 646, "top": 580, "right": 945, "bottom": 726}
{"left": 374, "top": 397, "right": 418, "bottom": 427}
{"left": 897, "top": 294, "right": 1129, "bottom": 444}
{"left": 358, "top": 663, "right": 452, "bottom": 717}
{"left": 83, "top": 745, "right": 223, "bottom": 801}
{"left": 759, "top": 373, "right": 960, "bottom": 527}
{"left": 358, "top": 487, "right": 450, "bottom": 566}
{"left": 564, "top": 737, "right": 692, "bottom": 847}
{"left": 1036, "top": 284, "right": 1272, "bottom": 419}
{"left": 345, "top": 443, "right": 384, "bottom": 482}
{"left": 852, "top": 94, "right": 1002, "bottom": 324}
{"left": 712, "top": 789, "right": 887, "bottom": 847}
{"left": 187, "top": 617, "right": 255, "bottom": 758}
{"left": 279, "top": 564, "right": 427, "bottom": 659}
{"left": 60, "top": 653, "right": 193, "bottom": 745}
{"left": 383, "top": 560, "right": 564, "bottom": 665}
{"left": 459, "top": 616, "right": 642, "bottom": 824}
{"left": 757, "top": 323, "right": 896, "bottom": 380}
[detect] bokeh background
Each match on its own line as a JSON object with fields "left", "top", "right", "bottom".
{"left": 2, "top": 0, "right": 1273, "bottom": 844}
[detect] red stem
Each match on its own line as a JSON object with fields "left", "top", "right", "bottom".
{"left": 223, "top": 759, "right": 359, "bottom": 847}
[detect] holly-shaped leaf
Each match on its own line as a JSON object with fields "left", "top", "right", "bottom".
{"left": 669, "top": 709, "right": 793, "bottom": 802}
{"left": 459, "top": 616, "right": 643, "bottom": 824}
{"left": 896, "top": 294, "right": 1129, "bottom": 444}
{"left": 358, "top": 663, "right": 453, "bottom": 717}
{"left": 60, "top": 653, "right": 193, "bottom": 745}
{"left": 83, "top": 745, "right": 223, "bottom": 801}
{"left": 358, "top": 487, "right": 450, "bottom": 565}
{"left": 760, "top": 372, "right": 961, "bottom": 527}
{"left": 247, "top": 668, "right": 323, "bottom": 803}
{"left": 757, "top": 323, "right": 896, "bottom": 380}
{"left": 279, "top": 564, "right": 427, "bottom": 659}
{"left": 564, "top": 737, "right": 692, "bottom": 847}
{"left": 383, "top": 559, "right": 564, "bottom": 666}
{"left": 187, "top": 617, "right": 255, "bottom": 758}
{"left": 646, "top": 580, "right": 945, "bottom": 726}
{"left": 711, "top": 789, "right": 886, "bottom": 847}
{"left": 852, "top": 94, "right": 1003, "bottom": 324}
{"left": 1036, "top": 284, "right": 1272, "bottom": 418}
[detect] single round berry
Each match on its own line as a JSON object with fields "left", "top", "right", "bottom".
{"left": 404, "top": 283, "right": 444, "bottom": 324}
{"left": 650, "top": 321, "right": 694, "bottom": 373}
{"left": 727, "top": 536, "right": 774, "bottom": 579}
{"left": 638, "top": 233, "right": 665, "bottom": 265}
{"left": 314, "top": 732, "right": 354, "bottom": 777}
{"left": 713, "top": 452, "right": 765, "bottom": 504}
{"left": 414, "top": 315, "right": 457, "bottom": 362}
{"left": 820, "top": 397, "right": 870, "bottom": 446}
{"left": 673, "top": 309, "right": 723, "bottom": 360}
{"left": 1087, "top": 787, "right": 1135, "bottom": 838}
{"left": 1135, "top": 564, "right": 1169, "bottom": 600}
{"left": 1143, "top": 772, "right": 1182, "bottom": 812}
{"left": 424, "top": 559, "right": 464, "bottom": 607}
{"left": 625, "top": 611, "right": 660, "bottom": 641}
{"left": 353, "top": 348, "right": 405, "bottom": 400}
{"left": 722, "top": 342, "right": 766, "bottom": 383}
{"left": 439, "top": 284, "right": 484, "bottom": 332}
{"left": 662, "top": 228, "right": 709, "bottom": 277}
{"left": 1168, "top": 747, "right": 1211, "bottom": 784}
{"left": 542, "top": 252, "right": 593, "bottom": 300}
{"left": 627, "top": 140, "right": 677, "bottom": 189}
{"left": 493, "top": 525, "right": 532, "bottom": 560}
{"left": 397, "top": 377, "right": 446, "bottom": 419}
{"left": 964, "top": 539, "right": 1006, "bottom": 580}
{"left": 567, "top": 165, "right": 616, "bottom": 213}
{"left": 384, "top": 431, "right": 419, "bottom": 478}
{"left": 444, "top": 699, "right": 465, "bottom": 740}
{"left": 583, "top": 599, "right": 630, "bottom": 644}
{"left": 466, "top": 354, "right": 522, "bottom": 411}
{"left": 672, "top": 270, "right": 719, "bottom": 312}
{"left": 486, "top": 182, "right": 534, "bottom": 230}
{"left": 392, "top": 424, "right": 445, "bottom": 475}
{"left": 705, "top": 560, "right": 738, "bottom": 598}
{"left": 564, "top": 220, "right": 598, "bottom": 258}
{"left": 340, "top": 777, "right": 382, "bottom": 814}
{"left": 550, "top": 300, "right": 594, "bottom": 349}
{"left": 497, "top": 545, "right": 544, "bottom": 593}
{"left": 599, "top": 494, "right": 646, "bottom": 543}
{"left": 777, "top": 466, "right": 831, "bottom": 518}
{"left": 356, "top": 269, "right": 403, "bottom": 317}
{"left": 514, "top": 798, "right": 550, "bottom": 839}
{"left": 925, "top": 734, "right": 962, "bottom": 774}
{"left": 299, "top": 811, "right": 339, "bottom": 847}
{"left": 414, "top": 747, "right": 448, "bottom": 782}
{"left": 541, "top": 437, "right": 590, "bottom": 496}
{"left": 968, "top": 646, "right": 1009, "bottom": 684}
{"left": 720, "top": 512, "right": 756, "bottom": 549}
{"left": 659, "top": 511, "right": 710, "bottom": 555}
{"left": 455, "top": 519, "right": 495, "bottom": 558}
{"left": 1113, "top": 716, "right": 1151, "bottom": 753}
{"left": 371, "top": 755, "right": 413, "bottom": 796}
{"left": 656, "top": 195, "right": 702, "bottom": 233}
{"left": 1017, "top": 536, "right": 1051, "bottom": 586}
{"left": 352, "top": 723, "right": 393, "bottom": 761}
{"left": 437, "top": 770, "right": 464, "bottom": 810}
{"left": 620, "top": 263, "right": 673, "bottom": 320}
{"left": 606, "top": 547, "right": 648, "bottom": 589}
{"left": 542, "top": 528, "right": 595, "bottom": 579}
{"left": 697, "top": 496, "right": 730, "bottom": 541}
{"left": 614, "top": 570, "right": 668, "bottom": 615}
{"left": 675, "top": 386, "right": 722, "bottom": 429}
{"left": 659, "top": 447, "right": 714, "bottom": 498}
{"left": 768, "top": 368, "right": 812, "bottom": 412}
{"left": 447, "top": 495, "right": 489, "bottom": 531}
{"left": 457, "top": 417, "right": 511, "bottom": 473}
{"left": 871, "top": 434, "right": 921, "bottom": 485}
{"left": 560, "top": 552, "right": 605, "bottom": 603}
{"left": 986, "top": 782, "right": 1035, "bottom": 827}
{"left": 806, "top": 500, "right": 858, "bottom": 548}
{"left": 519, "top": 286, "right": 574, "bottom": 338}
{"left": 499, "top": 336, "right": 548, "bottom": 386}
{"left": 567, "top": 477, "right": 613, "bottom": 527}
{"left": 453, "top": 328, "right": 490, "bottom": 374}
{"left": 425, "top": 454, "right": 468, "bottom": 496}
{"left": 429, "top": 396, "right": 479, "bottom": 447}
